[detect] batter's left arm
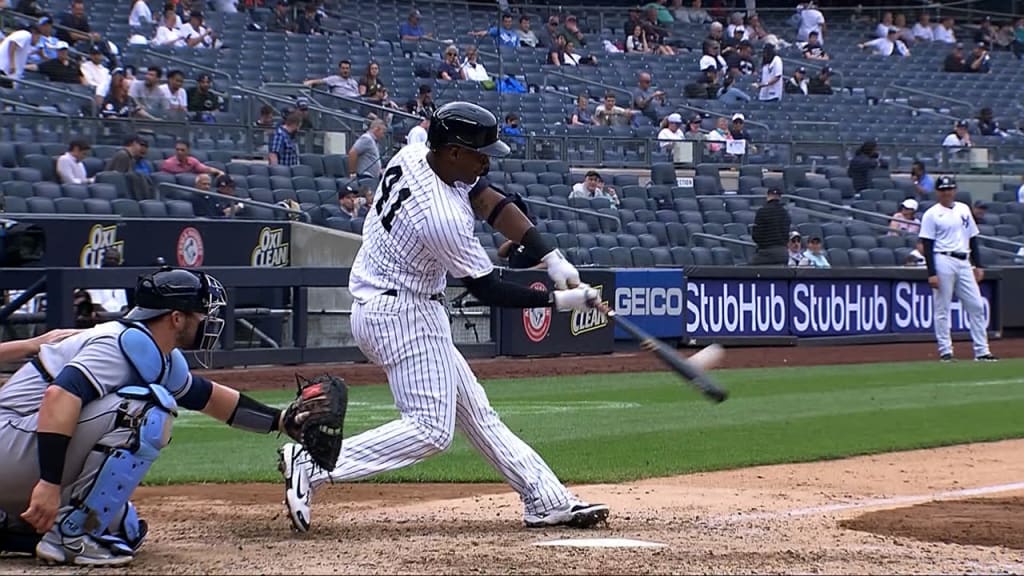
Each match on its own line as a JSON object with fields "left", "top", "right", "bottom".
{"left": 969, "top": 236, "right": 983, "bottom": 282}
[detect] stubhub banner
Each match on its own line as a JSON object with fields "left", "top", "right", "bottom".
{"left": 686, "top": 278, "right": 997, "bottom": 338}
{"left": 614, "top": 269, "right": 686, "bottom": 339}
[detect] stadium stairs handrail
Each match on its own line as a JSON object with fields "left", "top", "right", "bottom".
{"left": 232, "top": 85, "right": 364, "bottom": 131}
{"left": 260, "top": 82, "right": 420, "bottom": 123}
{"left": 519, "top": 196, "right": 621, "bottom": 226}
{"left": 140, "top": 48, "right": 235, "bottom": 85}
{"left": 691, "top": 232, "right": 756, "bottom": 248}
{"left": 158, "top": 182, "right": 312, "bottom": 223}
{"left": 0, "top": 97, "right": 69, "bottom": 118}
{"left": 319, "top": 8, "right": 380, "bottom": 42}
{"left": 883, "top": 84, "right": 974, "bottom": 113}
{"left": 7, "top": 75, "right": 96, "bottom": 116}
{"left": 542, "top": 68, "right": 634, "bottom": 102}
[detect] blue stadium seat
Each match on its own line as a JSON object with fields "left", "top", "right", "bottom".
{"left": 167, "top": 200, "right": 195, "bottom": 217}
{"left": 609, "top": 246, "right": 633, "bottom": 267}
{"left": 868, "top": 247, "right": 896, "bottom": 266}
{"left": 83, "top": 198, "right": 113, "bottom": 214}
{"left": 54, "top": 198, "right": 85, "bottom": 214}
{"left": 111, "top": 199, "right": 141, "bottom": 217}
{"left": 4, "top": 196, "right": 28, "bottom": 213}
{"left": 616, "top": 234, "right": 640, "bottom": 248}
{"left": 32, "top": 182, "right": 62, "bottom": 199}
{"left": 670, "top": 246, "right": 694, "bottom": 266}
{"left": 140, "top": 200, "right": 169, "bottom": 218}
{"left": 631, "top": 247, "right": 655, "bottom": 267}
{"left": 589, "top": 247, "right": 613, "bottom": 266}
{"left": 848, "top": 248, "right": 871, "bottom": 267}
{"left": 26, "top": 197, "right": 55, "bottom": 213}
{"left": 828, "top": 248, "right": 851, "bottom": 267}
{"left": 690, "top": 246, "right": 713, "bottom": 265}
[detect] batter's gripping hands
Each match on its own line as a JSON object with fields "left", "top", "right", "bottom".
{"left": 553, "top": 284, "right": 600, "bottom": 312}
{"left": 541, "top": 250, "right": 581, "bottom": 289}
{"left": 282, "top": 374, "right": 349, "bottom": 470}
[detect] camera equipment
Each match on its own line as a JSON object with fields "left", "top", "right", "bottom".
{"left": 0, "top": 218, "right": 45, "bottom": 267}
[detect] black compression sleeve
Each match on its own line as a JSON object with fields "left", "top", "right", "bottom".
{"left": 969, "top": 236, "right": 981, "bottom": 267}
{"left": 37, "top": 432, "right": 71, "bottom": 485}
{"left": 462, "top": 270, "right": 553, "bottom": 308}
{"left": 922, "top": 238, "right": 936, "bottom": 276}
{"left": 227, "top": 393, "right": 282, "bottom": 434}
{"left": 520, "top": 226, "right": 554, "bottom": 261}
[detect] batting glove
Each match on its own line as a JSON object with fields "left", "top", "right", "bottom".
{"left": 552, "top": 284, "right": 600, "bottom": 312}
{"left": 542, "top": 249, "right": 581, "bottom": 289}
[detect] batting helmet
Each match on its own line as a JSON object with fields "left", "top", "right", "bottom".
{"left": 936, "top": 175, "right": 957, "bottom": 190}
{"left": 427, "top": 101, "right": 511, "bottom": 157}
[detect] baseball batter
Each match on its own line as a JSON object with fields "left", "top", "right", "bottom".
{"left": 0, "top": 268, "right": 305, "bottom": 566}
{"left": 279, "top": 102, "right": 610, "bottom": 531}
{"left": 919, "top": 175, "right": 997, "bottom": 362}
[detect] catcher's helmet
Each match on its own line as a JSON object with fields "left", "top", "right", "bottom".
{"left": 427, "top": 101, "right": 511, "bottom": 157}
{"left": 936, "top": 175, "right": 957, "bottom": 190}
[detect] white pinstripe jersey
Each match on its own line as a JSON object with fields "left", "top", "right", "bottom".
{"left": 349, "top": 143, "right": 494, "bottom": 300}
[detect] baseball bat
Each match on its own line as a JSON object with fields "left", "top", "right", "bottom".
{"left": 594, "top": 303, "right": 728, "bottom": 403}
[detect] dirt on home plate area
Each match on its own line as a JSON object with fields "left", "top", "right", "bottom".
{"left": 5, "top": 339, "right": 1024, "bottom": 574}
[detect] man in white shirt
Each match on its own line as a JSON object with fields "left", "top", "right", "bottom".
{"left": 570, "top": 170, "right": 620, "bottom": 206}
{"left": 753, "top": 45, "right": 783, "bottom": 102}
{"left": 179, "top": 11, "right": 218, "bottom": 49}
{"left": 129, "top": 0, "right": 152, "bottom": 27}
{"left": 698, "top": 39, "right": 727, "bottom": 73}
{"left": 918, "top": 175, "right": 995, "bottom": 362}
{"left": 460, "top": 46, "right": 490, "bottom": 82}
{"left": 657, "top": 113, "right": 685, "bottom": 152}
{"left": 80, "top": 44, "right": 111, "bottom": 103}
{"left": 152, "top": 8, "right": 185, "bottom": 47}
{"left": 797, "top": 2, "right": 825, "bottom": 43}
{"left": 911, "top": 12, "right": 934, "bottom": 42}
{"left": 858, "top": 28, "right": 911, "bottom": 56}
{"left": 0, "top": 17, "right": 51, "bottom": 80}
{"left": 933, "top": 16, "right": 956, "bottom": 44}
{"left": 942, "top": 119, "right": 972, "bottom": 151}
{"left": 875, "top": 12, "right": 894, "bottom": 38}
{"left": 405, "top": 114, "right": 429, "bottom": 146}
{"left": 56, "top": 139, "right": 94, "bottom": 185}
{"left": 160, "top": 69, "right": 188, "bottom": 113}
{"left": 303, "top": 59, "right": 360, "bottom": 98}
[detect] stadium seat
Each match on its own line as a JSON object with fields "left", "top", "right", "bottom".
{"left": 868, "top": 248, "right": 897, "bottom": 266}
{"left": 54, "top": 197, "right": 85, "bottom": 214}
{"left": 3, "top": 196, "right": 28, "bottom": 213}
{"left": 589, "top": 247, "right": 613, "bottom": 266}
{"left": 609, "top": 246, "right": 633, "bottom": 267}
{"left": 631, "top": 247, "right": 655, "bottom": 267}
{"left": 140, "top": 199, "right": 169, "bottom": 218}
{"left": 670, "top": 246, "right": 694, "bottom": 266}
{"left": 111, "top": 198, "right": 142, "bottom": 217}
{"left": 848, "top": 248, "right": 871, "bottom": 267}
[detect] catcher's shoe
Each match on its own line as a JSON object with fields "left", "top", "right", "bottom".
{"left": 279, "top": 442, "right": 313, "bottom": 532}
{"left": 524, "top": 502, "right": 610, "bottom": 529}
{"left": 35, "top": 532, "right": 134, "bottom": 567}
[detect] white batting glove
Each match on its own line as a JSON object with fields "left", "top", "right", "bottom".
{"left": 552, "top": 284, "right": 600, "bottom": 312}
{"left": 542, "top": 249, "right": 580, "bottom": 289}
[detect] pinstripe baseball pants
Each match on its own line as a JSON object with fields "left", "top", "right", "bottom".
{"left": 309, "top": 291, "right": 574, "bottom": 516}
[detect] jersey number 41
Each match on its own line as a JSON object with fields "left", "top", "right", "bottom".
{"left": 375, "top": 165, "right": 411, "bottom": 233}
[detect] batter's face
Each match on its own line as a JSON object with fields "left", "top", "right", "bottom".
{"left": 446, "top": 147, "right": 489, "bottom": 182}
{"left": 936, "top": 187, "right": 956, "bottom": 206}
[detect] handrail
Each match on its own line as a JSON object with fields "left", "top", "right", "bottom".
{"left": 318, "top": 23, "right": 366, "bottom": 44}
{"left": 542, "top": 68, "right": 632, "bottom": 101}
{"left": 8, "top": 76, "right": 96, "bottom": 115}
{"left": 158, "top": 183, "right": 311, "bottom": 223}
{"left": 0, "top": 97, "right": 69, "bottom": 117}
{"left": 139, "top": 48, "right": 235, "bottom": 84}
{"left": 790, "top": 204, "right": 906, "bottom": 236}
{"left": 778, "top": 57, "right": 845, "bottom": 92}
{"left": 691, "top": 232, "right": 756, "bottom": 248}
{"left": 883, "top": 84, "right": 973, "bottom": 111}
{"left": 260, "top": 82, "right": 419, "bottom": 122}
{"left": 674, "top": 102, "right": 771, "bottom": 132}
{"left": 415, "top": 35, "right": 500, "bottom": 61}
{"left": 320, "top": 8, "right": 380, "bottom": 41}
{"left": 232, "top": 85, "right": 361, "bottom": 130}
{"left": 0, "top": 8, "right": 104, "bottom": 43}
{"left": 519, "top": 197, "right": 620, "bottom": 225}
{"left": 882, "top": 100, "right": 958, "bottom": 122}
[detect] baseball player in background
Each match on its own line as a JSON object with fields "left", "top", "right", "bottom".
{"left": 0, "top": 268, "right": 301, "bottom": 566}
{"left": 279, "top": 101, "right": 610, "bottom": 532}
{"left": 918, "top": 176, "right": 997, "bottom": 362}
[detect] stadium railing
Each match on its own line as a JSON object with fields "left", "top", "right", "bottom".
{"left": 157, "top": 182, "right": 312, "bottom": 223}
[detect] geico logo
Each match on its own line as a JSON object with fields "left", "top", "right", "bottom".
{"left": 685, "top": 281, "right": 786, "bottom": 333}
{"left": 791, "top": 283, "right": 889, "bottom": 333}
{"left": 892, "top": 281, "right": 990, "bottom": 330}
{"left": 570, "top": 305, "right": 608, "bottom": 336}
{"left": 615, "top": 287, "right": 684, "bottom": 316}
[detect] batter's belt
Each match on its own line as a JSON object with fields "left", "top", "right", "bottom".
{"left": 937, "top": 251, "right": 968, "bottom": 260}
{"left": 381, "top": 289, "right": 446, "bottom": 303}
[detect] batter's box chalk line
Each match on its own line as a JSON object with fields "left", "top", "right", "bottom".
{"left": 533, "top": 538, "right": 668, "bottom": 549}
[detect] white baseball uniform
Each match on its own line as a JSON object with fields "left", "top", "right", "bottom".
{"left": 307, "top": 143, "right": 579, "bottom": 517}
{"left": 918, "top": 201, "right": 990, "bottom": 358}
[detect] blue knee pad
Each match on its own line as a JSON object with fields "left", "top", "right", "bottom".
{"left": 58, "top": 397, "right": 173, "bottom": 546}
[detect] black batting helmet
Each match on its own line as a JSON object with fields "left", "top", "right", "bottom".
{"left": 427, "top": 101, "right": 511, "bottom": 157}
{"left": 936, "top": 175, "right": 957, "bottom": 190}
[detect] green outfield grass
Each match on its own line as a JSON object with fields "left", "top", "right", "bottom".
{"left": 146, "top": 359, "right": 1024, "bottom": 485}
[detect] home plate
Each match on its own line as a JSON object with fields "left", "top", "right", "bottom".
{"left": 533, "top": 538, "right": 667, "bottom": 549}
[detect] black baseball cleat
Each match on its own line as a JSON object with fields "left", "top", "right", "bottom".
{"left": 524, "top": 502, "right": 610, "bottom": 528}
{"left": 939, "top": 354, "right": 955, "bottom": 362}
{"left": 974, "top": 354, "right": 999, "bottom": 362}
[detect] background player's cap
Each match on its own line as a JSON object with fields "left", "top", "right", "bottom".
{"left": 428, "top": 101, "right": 510, "bottom": 157}
{"left": 935, "top": 175, "right": 957, "bottom": 190}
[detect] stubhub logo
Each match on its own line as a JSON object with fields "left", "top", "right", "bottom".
{"left": 791, "top": 281, "right": 889, "bottom": 335}
{"left": 686, "top": 280, "right": 788, "bottom": 336}
{"left": 892, "top": 281, "right": 991, "bottom": 332}
{"left": 615, "top": 287, "right": 684, "bottom": 317}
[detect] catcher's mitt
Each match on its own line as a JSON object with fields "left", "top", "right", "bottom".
{"left": 282, "top": 373, "right": 348, "bottom": 470}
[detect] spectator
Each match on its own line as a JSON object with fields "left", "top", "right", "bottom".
{"left": 539, "top": 15, "right": 561, "bottom": 48}
{"left": 875, "top": 12, "right": 894, "bottom": 38}
{"left": 0, "top": 17, "right": 51, "bottom": 80}
{"left": 438, "top": 45, "right": 464, "bottom": 80}
{"left": 561, "top": 39, "right": 596, "bottom": 66}
{"left": 784, "top": 66, "right": 808, "bottom": 95}
{"left": 56, "top": 139, "right": 93, "bottom": 184}
{"left": 889, "top": 198, "right": 921, "bottom": 235}
{"left": 683, "top": 115, "right": 704, "bottom": 141}
{"left": 570, "top": 170, "right": 619, "bottom": 206}
{"left": 724, "top": 40, "right": 755, "bottom": 76}
{"left": 347, "top": 119, "right": 386, "bottom": 180}
{"left": 180, "top": 11, "right": 219, "bottom": 49}
{"left": 847, "top": 139, "right": 887, "bottom": 192}
{"left": 802, "top": 30, "right": 828, "bottom": 60}
{"left": 807, "top": 66, "right": 834, "bottom": 94}
{"left": 934, "top": 16, "right": 956, "bottom": 44}
{"left": 358, "top": 61, "right": 387, "bottom": 101}
{"left": 893, "top": 14, "right": 915, "bottom": 45}
{"left": 296, "top": 3, "right": 322, "bottom": 35}
{"left": 304, "top": 59, "right": 359, "bottom": 99}
{"left": 161, "top": 69, "right": 188, "bottom": 113}
{"left": 81, "top": 44, "right": 110, "bottom": 103}
{"left": 943, "top": 43, "right": 967, "bottom": 72}
{"left": 1017, "top": 175, "right": 1024, "bottom": 203}
{"left": 910, "top": 160, "right": 935, "bottom": 198}
{"left": 968, "top": 42, "right": 991, "bottom": 73}
{"left": 187, "top": 73, "right": 221, "bottom": 122}
{"left": 562, "top": 15, "right": 588, "bottom": 48}
{"left": 130, "top": 0, "right": 153, "bottom": 27}
{"left": 101, "top": 71, "right": 154, "bottom": 118}
{"left": 36, "top": 41, "right": 84, "bottom": 84}
{"left": 625, "top": 24, "right": 650, "bottom": 54}
{"left": 57, "top": 0, "right": 100, "bottom": 44}
{"left": 255, "top": 104, "right": 276, "bottom": 127}
{"left": 105, "top": 133, "right": 154, "bottom": 200}
{"left": 797, "top": 1, "right": 825, "bottom": 43}
{"left": 471, "top": 13, "right": 520, "bottom": 48}
{"left": 87, "top": 247, "right": 128, "bottom": 313}
{"left": 786, "top": 231, "right": 803, "bottom": 267}
{"left": 153, "top": 7, "right": 185, "bottom": 47}
{"left": 753, "top": 44, "right": 783, "bottom": 102}
{"left": 632, "top": 72, "right": 667, "bottom": 123}
{"left": 130, "top": 66, "right": 168, "bottom": 116}
{"left": 725, "top": 12, "right": 748, "bottom": 42}
{"left": 287, "top": 96, "right": 314, "bottom": 130}
{"left": 548, "top": 34, "right": 567, "bottom": 65}
{"left": 133, "top": 139, "right": 154, "bottom": 178}
{"left": 460, "top": 45, "right": 490, "bottom": 82}
{"left": 800, "top": 236, "right": 830, "bottom": 268}
{"left": 399, "top": 9, "right": 431, "bottom": 41}
{"left": 593, "top": 93, "right": 633, "bottom": 126}
{"left": 905, "top": 240, "right": 926, "bottom": 267}
{"left": 161, "top": 140, "right": 222, "bottom": 176}
{"left": 193, "top": 174, "right": 243, "bottom": 218}
{"left": 706, "top": 116, "right": 730, "bottom": 154}
{"left": 729, "top": 113, "right": 751, "bottom": 142}
{"left": 1013, "top": 18, "right": 1024, "bottom": 60}
{"left": 672, "top": 0, "right": 712, "bottom": 25}
{"left": 972, "top": 200, "right": 988, "bottom": 222}
{"left": 568, "top": 93, "right": 593, "bottom": 126}
{"left": 657, "top": 113, "right": 685, "bottom": 152}
{"left": 912, "top": 13, "right": 934, "bottom": 42}
{"left": 977, "top": 107, "right": 1005, "bottom": 137}
{"left": 405, "top": 113, "right": 429, "bottom": 146}
{"left": 268, "top": 112, "right": 301, "bottom": 166}
{"left": 338, "top": 184, "right": 368, "bottom": 219}
{"left": 751, "top": 188, "right": 790, "bottom": 265}
{"left": 687, "top": 64, "right": 719, "bottom": 100}
{"left": 698, "top": 39, "right": 727, "bottom": 74}
{"left": 858, "top": 28, "right": 911, "bottom": 57}
{"left": 268, "top": 1, "right": 294, "bottom": 33}
{"left": 721, "top": 25, "right": 745, "bottom": 54}
{"left": 645, "top": 0, "right": 674, "bottom": 24}
{"left": 407, "top": 84, "right": 435, "bottom": 117}
{"left": 500, "top": 113, "right": 525, "bottom": 146}
{"left": 707, "top": 21, "right": 724, "bottom": 44}
{"left": 942, "top": 119, "right": 972, "bottom": 150}
{"left": 975, "top": 17, "right": 995, "bottom": 45}
{"left": 516, "top": 15, "right": 539, "bottom": 48}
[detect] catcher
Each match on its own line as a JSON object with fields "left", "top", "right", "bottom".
{"left": 0, "top": 266, "right": 347, "bottom": 566}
